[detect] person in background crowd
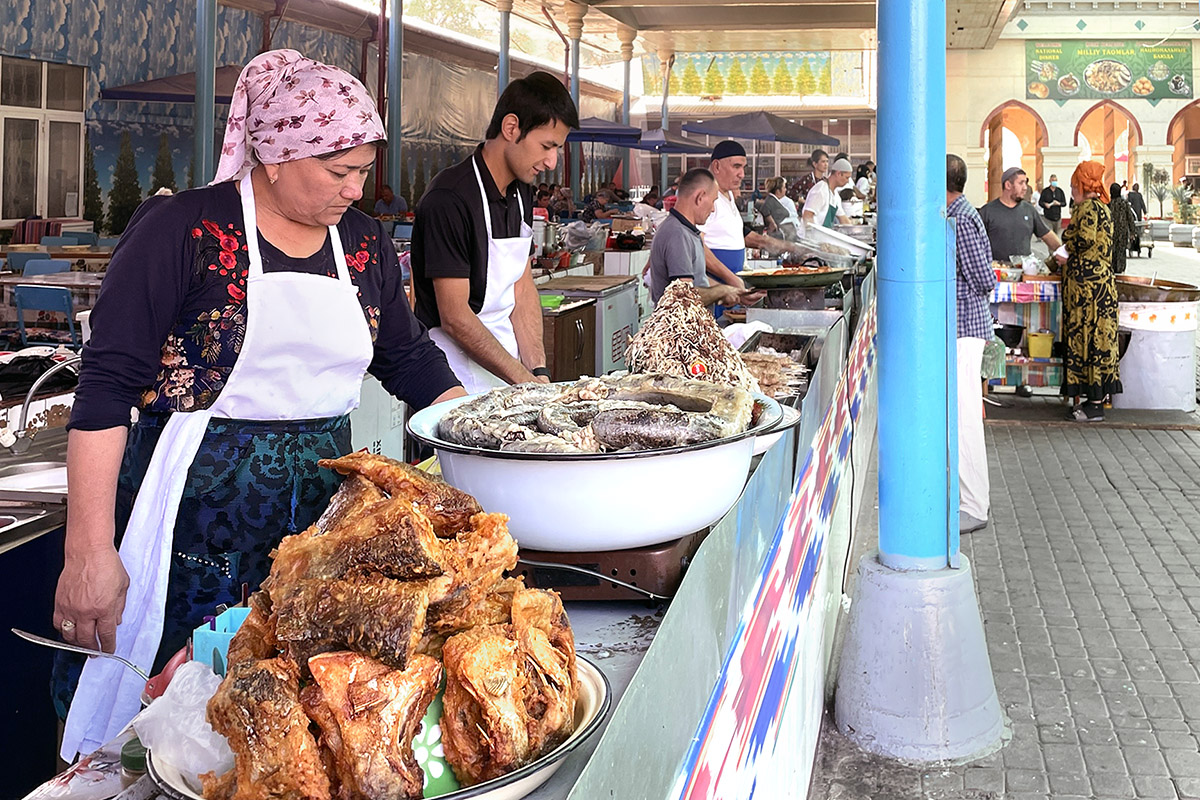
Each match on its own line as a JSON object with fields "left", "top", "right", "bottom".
{"left": 535, "top": 190, "right": 553, "bottom": 209}
{"left": 789, "top": 149, "right": 829, "bottom": 203}
{"left": 946, "top": 154, "right": 996, "bottom": 535}
{"left": 663, "top": 175, "right": 681, "bottom": 201}
{"left": 549, "top": 186, "right": 575, "bottom": 218}
{"left": 538, "top": 182, "right": 549, "bottom": 193}
{"left": 648, "top": 169, "right": 758, "bottom": 308}
{"left": 760, "top": 176, "right": 801, "bottom": 240}
{"left": 373, "top": 183, "right": 408, "bottom": 216}
{"left": 1127, "top": 183, "right": 1147, "bottom": 221}
{"left": 1108, "top": 183, "right": 1137, "bottom": 275}
{"left": 979, "top": 167, "right": 1062, "bottom": 263}
{"left": 582, "top": 189, "right": 617, "bottom": 222}
{"left": 411, "top": 70, "right": 579, "bottom": 393}
{"left": 1031, "top": 183, "right": 1041, "bottom": 210}
{"left": 1038, "top": 173, "right": 1066, "bottom": 231}
{"left": 853, "top": 163, "right": 872, "bottom": 200}
{"left": 1059, "top": 161, "right": 1121, "bottom": 422}
{"left": 802, "top": 157, "right": 853, "bottom": 231}
{"left": 640, "top": 189, "right": 660, "bottom": 208}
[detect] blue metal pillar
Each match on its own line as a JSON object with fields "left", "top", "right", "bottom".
{"left": 497, "top": 0, "right": 512, "bottom": 98}
{"left": 876, "top": 0, "right": 953, "bottom": 570}
{"left": 387, "top": 0, "right": 403, "bottom": 190}
{"left": 194, "top": 0, "right": 218, "bottom": 185}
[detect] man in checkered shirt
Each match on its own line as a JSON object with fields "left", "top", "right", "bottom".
{"left": 947, "top": 154, "right": 997, "bottom": 535}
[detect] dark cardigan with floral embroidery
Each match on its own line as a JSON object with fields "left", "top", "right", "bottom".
{"left": 68, "top": 181, "right": 458, "bottom": 431}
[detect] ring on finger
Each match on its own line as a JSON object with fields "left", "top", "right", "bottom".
{"left": 60, "top": 619, "right": 76, "bottom": 632}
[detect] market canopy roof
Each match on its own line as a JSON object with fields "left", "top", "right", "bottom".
{"left": 682, "top": 112, "right": 839, "bottom": 146}
{"left": 100, "top": 66, "right": 244, "bottom": 104}
{"left": 493, "top": 0, "right": 1017, "bottom": 54}
{"left": 566, "top": 117, "right": 643, "bottom": 144}
{"left": 630, "top": 128, "right": 710, "bottom": 154}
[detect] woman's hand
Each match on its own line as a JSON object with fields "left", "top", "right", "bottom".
{"left": 54, "top": 540, "right": 129, "bottom": 653}
{"left": 58, "top": 427, "right": 130, "bottom": 652}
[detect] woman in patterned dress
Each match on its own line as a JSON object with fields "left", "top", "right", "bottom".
{"left": 1059, "top": 162, "right": 1122, "bottom": 421}
{"left": 53, "top": 50, "right": 465, "bottom": 752}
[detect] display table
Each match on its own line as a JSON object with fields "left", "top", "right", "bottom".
{"left": 0, "top": 272, "right": 105, "bottom": 331}
{"left": 990, "top": 279, "right": 1062, "bottom": 387}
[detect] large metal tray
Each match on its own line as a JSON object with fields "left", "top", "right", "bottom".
{"left": 740, "top": 267, "right": 847, "bottom": 289}
{"left": 1115, "top": 276, "right": 1200, "bottom": 303}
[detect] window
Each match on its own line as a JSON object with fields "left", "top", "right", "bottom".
{"left": 0, "top": 57, "right": 86, "bottom": 223}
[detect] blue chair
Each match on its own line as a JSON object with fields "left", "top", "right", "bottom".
{"left": 97, "top": 236, "right": 121, "bottom": 248}
{"left": 23, "top": 259, "right": 71, "bottom": 277}
{"left": 63, "top": 232, "right": 99, "bottom": 246}
{"left": 6, "top": 252, "right": 47, "bottom": 274}
{"left": 40, "top": 235, "right": 74, "bottom": 247}
{"left": 14, "top": 286, "right": 78, "bottom": 348}
{"left": 393, "top": 223, "right": 413, "bottom": 239}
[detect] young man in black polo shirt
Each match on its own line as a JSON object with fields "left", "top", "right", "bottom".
{"left": 411, "top": 72, "right": 579, "bottom": 392}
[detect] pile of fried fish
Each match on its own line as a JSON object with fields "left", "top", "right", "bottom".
{"left": 200, "top": 452, "right": 577, "bottom": 800}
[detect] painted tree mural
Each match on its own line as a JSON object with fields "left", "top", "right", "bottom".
{"left": 107, "top": 133, "right": 142, "bottom": 235}
{"left": 703, "top": 62, "right": 726, "bottom": 95}
{"left": 151, "top": 133, "right": 177, "bottom": 192}
{"left": 726, "top": 59, "right": 748, "bottom": 95}
{"left": 681, "top": 60, "right": 703, "bottom": 94}
{"left": 83, "top": 132, "right": 104, "bottom": 231}
{"left": 749, "top": 58, "right": 771, "bottom": 94}
{"left": 771, "top": 61, "right": 794, "bottom": 94}
{"left": 795, "top": 59, "right": 817, "bottom": 95}
{"left": 818, "top": 61, "right": 833, "bottom": 94}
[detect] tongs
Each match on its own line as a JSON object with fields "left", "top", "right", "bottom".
{"left": 11, "top": 627, "right": 149, "bottom": 680}
{"left": 517, "top": 558, "right": 672, "bottom": 601}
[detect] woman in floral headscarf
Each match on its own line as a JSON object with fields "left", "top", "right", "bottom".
{"left": 53, "top": 49, "right": 464, "bottom": 755}
{"left": 1059, "top": 161, "right": 1121, "bottom": 422}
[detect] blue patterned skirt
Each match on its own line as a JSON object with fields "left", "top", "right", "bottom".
{"left": 52, "top": 413, "right": 350, "bottom": 719}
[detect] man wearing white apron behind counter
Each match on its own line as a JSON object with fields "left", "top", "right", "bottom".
{"left": 699, "top": 140, "right": 787, "bottom": 319}
{"left": 412, "top": 73, "right": 580, "bottom": 393}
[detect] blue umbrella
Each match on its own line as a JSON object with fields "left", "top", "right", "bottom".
{"left": 566, "top": 116, "right": 641, "bottom": 145}
{"left": 683, "top": 111, "right": 840, "bottom": 187}
{"left": 630, "top": 128, "right": 710, "bottom": 155}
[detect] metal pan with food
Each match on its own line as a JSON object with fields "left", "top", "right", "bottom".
{"left": 406, "top": 375, "right": 800, "bottom": 551}
{"left": 740, "top": 264, "right": 848, "bottom": 289}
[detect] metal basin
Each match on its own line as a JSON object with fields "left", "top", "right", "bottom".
{"left": 0, "top": 461, "right": 66, "bottom": 478}
{"left": 0, "top": 461, "right": 68, "bottom": 502}
{"left": 1115, "top": 276, "right": 1200, "bottom": 303}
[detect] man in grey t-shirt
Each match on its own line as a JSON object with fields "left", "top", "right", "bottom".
{"left": 649, "top": 169, "right": 751, "bottom": 308}
{"left": 978, "top": 167, "right": 1062, "bottom": 262}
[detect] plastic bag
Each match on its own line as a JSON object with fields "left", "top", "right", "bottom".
{"left": 133, "top": 661, "right": 233, "bottom": 793}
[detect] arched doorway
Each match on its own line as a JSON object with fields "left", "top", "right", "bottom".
{"left": 979, "top": 101, "right": 1048, "bottom": 201}
{"left": 1074, "top": 101, "right": 1142, "bottom": 190}
{"left": 1168, "top": 100, "right": 1200, "bottom": 187}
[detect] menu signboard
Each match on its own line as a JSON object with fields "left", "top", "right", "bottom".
{"left": 1025, "top": 40, "right": 1192, "bottom": 101}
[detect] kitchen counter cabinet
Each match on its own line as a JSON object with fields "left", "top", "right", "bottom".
{"left": 543, "top": 299, "right": 596, "bottom": 381}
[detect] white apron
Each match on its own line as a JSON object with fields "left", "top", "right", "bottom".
{"left": 62, "top": 173, "right": 375, "bottom": 759}
{"left": 428, "top": 159, "right": 533, "bottom": 393}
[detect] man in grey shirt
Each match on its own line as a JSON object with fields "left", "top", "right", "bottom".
{"left": 978, "top": 167, "right": 1062, "bottom": 262}
{"left": 649, "top": 168, "right": 750, "bottom": 308}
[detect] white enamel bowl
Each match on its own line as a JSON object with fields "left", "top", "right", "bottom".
{"left": 407, "top": 390, "right": 797, "bottom": 552}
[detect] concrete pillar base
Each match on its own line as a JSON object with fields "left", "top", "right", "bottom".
{"left": 834, "top": 554, "right": 1006, "bottom": 762}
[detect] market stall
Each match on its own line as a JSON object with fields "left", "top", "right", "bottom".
{"left": 18, "top": 267, "right": 877, "bottom": 800}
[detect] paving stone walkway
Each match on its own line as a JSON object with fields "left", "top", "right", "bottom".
{"left": 809, "top": 424, "right": 1200, "bottom": 799}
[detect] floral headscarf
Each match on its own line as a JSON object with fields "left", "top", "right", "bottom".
{"left": 1071, "top": 161, "right": 1110, "bottom": 204}
{"left": 212, "top": 49, "right": 386, "bottom": 184}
